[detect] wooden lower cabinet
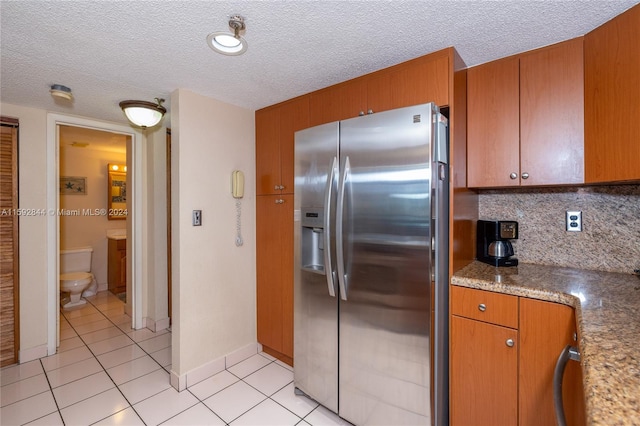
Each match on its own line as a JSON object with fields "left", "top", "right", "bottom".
{"left": 520, "top": 298, "right": 585, "bottom": 426}
{"left": 451, "top": 315, "right": 518, "bottom": 426}
{"left": 450, "top": 287, "right": 586, "bottom": 426}
{"left": 107, "top": 238, "right": 126, "bottom": 295}
{"left": 256, "top": 194, "right": 293, "bottom": 365}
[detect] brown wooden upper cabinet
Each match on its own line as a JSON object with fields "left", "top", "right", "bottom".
{"left": 584, "top": 4, "right": 640, "bottom": 183}
{"left": 467, "top": 38, "right": 584, "bottom": 188}
{"left": 255, "top": 96, "right": 310, "bottom": 195}
{"left": 309, "top": 78, "right": 367, "bottom": 127}
{"left": 309, "top": 49, "right": 451, "bottom": 127}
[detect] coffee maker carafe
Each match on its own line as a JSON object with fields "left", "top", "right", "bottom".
{"left": 477, "top": 220, "right": 519, "bottom": 267}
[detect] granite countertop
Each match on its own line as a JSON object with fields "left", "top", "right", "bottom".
{"left": 452, "top": 261, "right": 640, "bottom": 425}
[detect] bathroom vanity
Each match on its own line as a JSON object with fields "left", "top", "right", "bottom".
{"left": 107, "top": 235, "right": 126, "bottom": 296}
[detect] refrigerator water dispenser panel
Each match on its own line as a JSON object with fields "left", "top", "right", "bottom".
{"left": 301, "top": 208, "right": 325, "bottom": 275}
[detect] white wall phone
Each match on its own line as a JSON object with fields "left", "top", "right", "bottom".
{"left": 232, "top": 170, "right": 244, "bottom": 199}
{"left": 232, "top": 170, "right": 244, "bottom": 246}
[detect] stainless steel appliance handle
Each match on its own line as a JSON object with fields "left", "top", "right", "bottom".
{"left": 553, "top": 345, "right": 581, "bottom": 426}
{"left": 323, "top": 157, "right": 338, "bottom": 298}
{"left": 335, "top": 156, "right": 350, "bottom": 301}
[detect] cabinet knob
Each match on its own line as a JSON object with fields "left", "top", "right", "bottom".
{"left": 509, "top": 172, "right": 518, "bottom": 180}
{"left": 478, "top": 303, "right": 486, "bottom": 312}
{"left": 522, "top": 172, "right": 529, "bottom": 179}
{"left": 274, "top": 184, "right": 285, "bottom": 190}
{"left": 274, "top": 185, "right": 279, "bottom": 190}
{"left": 280, "top": 185, "right": 285, "bottom": 190}
{"left": 359, "top": 111, "right": 365, "bottom": 116}
{"left": 367, "top": 109, "right": 374, "bottom": 115}
{"left": 506, "top": 339, "right": 515, "bottom": 347}
{"left": 275, "top": 199, "right": 284, "bottom": 204}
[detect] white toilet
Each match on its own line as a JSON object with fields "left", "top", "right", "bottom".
{"left": 60, "top": 247, "right": 96, "bottom": 309}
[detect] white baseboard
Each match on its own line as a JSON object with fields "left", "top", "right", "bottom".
{"left": 145, "top": 317, "right": 170, "bottom": 332}
{"left": 170, "top": 369, "right": 186, "bottom": 391}
{"left": 186, "top": 356, "right": 225, "bottom": 387}
{"left": 170, "top": 342, "right": 259, "bottom": 392}
{"left": 19, "top": 344, "right": 48, "bottom": 364}
{"left": 226, "top": 343, "right": 259, "bottom": 368}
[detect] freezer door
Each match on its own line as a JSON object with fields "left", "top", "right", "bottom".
{"left": 337, "top": 104, "right": 436, "bottom": 425}
{"left": 294, "top": 122, "right": 339, "bottom": 412}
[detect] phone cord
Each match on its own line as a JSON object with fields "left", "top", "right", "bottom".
{"left": 235, "top": 199, "right": 243, "bottom": 246}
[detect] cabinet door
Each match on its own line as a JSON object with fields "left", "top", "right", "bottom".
{"left": 393, "top": 53, "right": 450, "bottom": 109}
{"left": 256, "top": 194, "right": 294, "bottom": 360}
{"left": 584, "top": 5, "right": 640, "bottom": 183}
{"left": 451, "top": 315, "right": 518, "bottom": 426}
{"left": 279, "top": 194, "right": 294, "bottom": 358}
{"left": 256, "top": 107, "right": 281, "bottom": 195}
{"left": 520, "top": 38, "right": 584, "bottom": 186}
{"left": 519, "top": 298, "right": 585, "bottom": 426}
{"left": 309, "top": 78, "right": 367, "bottom": 127}
{"left": 467, "top": 57, "right": 520, "bottom": 187}
{"left": 280, "top": 98, "right": 309, "bottom": 195}
{"left": 256, "top": 195, "right": 284, "bottom": 352}
{"left": 368, "top": 53, "right": 450, "bottom": 114}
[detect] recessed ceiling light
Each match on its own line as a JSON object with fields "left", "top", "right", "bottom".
{"left": 207, "top": 15, "right": 248, "bottom": 56}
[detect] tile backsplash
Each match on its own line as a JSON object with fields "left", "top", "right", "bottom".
{"left": 479, "top": 184, "right": 640, "bottom": 274}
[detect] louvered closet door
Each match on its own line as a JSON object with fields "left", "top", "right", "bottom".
{"left": 1, "top": 119, "right": 19, "bottom": 367}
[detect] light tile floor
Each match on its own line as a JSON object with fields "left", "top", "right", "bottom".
{"left": 0, "top": 291, "right": 351, "bottom": 425}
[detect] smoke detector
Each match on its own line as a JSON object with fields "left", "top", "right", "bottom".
{"left": 50, "top": 84, "right": 73, "bottom": 100}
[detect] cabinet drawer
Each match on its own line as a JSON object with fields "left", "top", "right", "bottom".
{"left": 451, "top": 286, "right": 518, "bottom": 328}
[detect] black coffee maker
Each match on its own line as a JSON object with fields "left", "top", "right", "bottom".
{"left": 477, "top": 220, "right": 519, "bottom": 267}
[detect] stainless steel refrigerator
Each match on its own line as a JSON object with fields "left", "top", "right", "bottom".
{"left": 294, "top": 103, "right": 449, "bottom": 426}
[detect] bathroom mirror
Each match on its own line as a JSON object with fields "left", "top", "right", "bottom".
{"left": 107, "top": 163, "right": 127, "bottom": 220}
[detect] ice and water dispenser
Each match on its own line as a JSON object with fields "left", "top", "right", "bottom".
{"left": 300, "top": 208, "right": 326, "bottom": 275}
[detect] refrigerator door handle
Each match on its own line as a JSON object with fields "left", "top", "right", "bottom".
{"left": 336, "top": 156, "right": 350, "bottom": 301}
{"left": 323, "top": 156, "right": 338, "bottom": 297}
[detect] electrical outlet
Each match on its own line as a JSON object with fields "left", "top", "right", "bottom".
{"left": 566, "top": 211, "right": 582, "bottom": 232}
{"left": 193, "top": 210, "right": 202, "bottom": 226}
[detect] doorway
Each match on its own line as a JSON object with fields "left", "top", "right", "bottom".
{"left": 58, "top": 125, "right": 129, "bottom": 314}
{"left": 46, "top": 114, "right": 143, "bottom": 354}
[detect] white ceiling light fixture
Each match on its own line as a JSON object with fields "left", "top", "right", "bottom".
{"left": 50, "top": 84, "right": 73, "bottom": 100}
{"left": 207, "top": 15, "right": 248, "bottom": 56}
{"left": 119, "top": 98, "right": 167, "bottom": 128}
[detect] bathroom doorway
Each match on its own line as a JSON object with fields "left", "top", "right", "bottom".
{"left": 58, "top": 125, "right": 129, "bottom": 310}
{"left": 46, "top": 114, "right": 143, "bottom": 354}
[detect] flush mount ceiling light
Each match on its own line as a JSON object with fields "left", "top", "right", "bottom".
{"left": 50, "top": 84, "right": 73, "bottom": 100}
{"left": 119, "top": 97, "right": 167, "bottom": 128}
{"left": 207, "top": 15, "right": 248, "bottom": 56}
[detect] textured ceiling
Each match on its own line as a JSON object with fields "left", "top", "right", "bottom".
{"left": 1, "top": 0, "right": 638, "bottom": 125}
{"left": 59, "top": 125, "right": 128, "bottom": 154}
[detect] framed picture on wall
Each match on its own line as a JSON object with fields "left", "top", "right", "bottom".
{"left": 60, "top": 176, "right": 87, "bottom": 195}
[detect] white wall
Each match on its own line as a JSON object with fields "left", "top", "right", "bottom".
{"left": 59, "top": 145, "right": 127, "bottom": 287}
{"left": 171, "top": 89, "right": 256, "bottom": 379}
{"left": 0, "top": 103, "right": 50, "bottom": 360}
